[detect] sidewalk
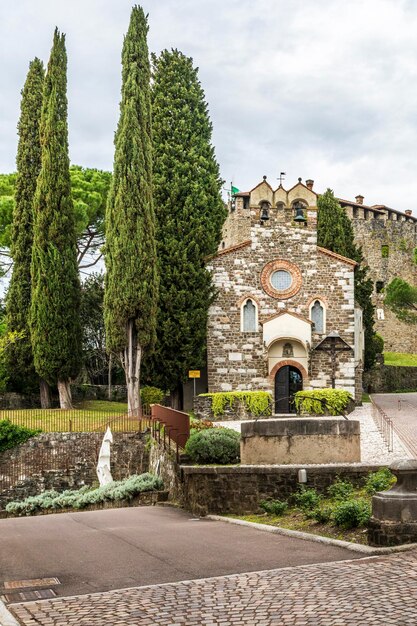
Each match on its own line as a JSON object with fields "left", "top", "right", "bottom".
{"left": 8, "top": 549, "right": 417, "bottom": 625}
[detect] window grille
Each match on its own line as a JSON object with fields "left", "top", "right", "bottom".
{"left": 311, "top": 300, "right": 324, "bottom": 333}
{"left": 243, "top": 299, "right": 256, "bottom": 332}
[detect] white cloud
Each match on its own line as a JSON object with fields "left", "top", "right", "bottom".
{"left": 2, "top": 0, "right": 417, "bottom": 210}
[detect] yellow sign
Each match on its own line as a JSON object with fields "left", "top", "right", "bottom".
{"left": 188, "top": 370, "right": 201, "bottom": 379}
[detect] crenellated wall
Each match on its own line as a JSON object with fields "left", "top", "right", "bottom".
{"left": 351, "top": 218, "right": 417, "bottom": 353}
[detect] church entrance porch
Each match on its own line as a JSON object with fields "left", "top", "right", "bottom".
{"left": 274, "top": 365, "right": 303, "bottom": 414}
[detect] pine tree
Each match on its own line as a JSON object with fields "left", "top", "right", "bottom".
{"left": 385, "top": 277, "right": 417, "bottom": 324}
{"left": 145, "top": 49, "right": 226, "bottom": 407}
{"left": 104, "top": 6, "right": 158, "bottom": 413}
{"left": 30, "top": 29, "right": 82, "bottom": 408}
{"left": 317, "top": 188, "right": 376, "bottom": 370}
{"left": 6, "top": 58, "right": 44, "bottom": 394}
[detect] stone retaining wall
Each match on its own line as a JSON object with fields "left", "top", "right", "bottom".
{"left": 149, "top": 441, "right": 185, "bottom": 505}
{"left": 364, "top": 365, "right": 417, "bottom": 393}
{"left": 181, "top": 464, "right": 381, "bottom": 516}
{"left": 0, "top": 432, "right": 148, "bottom": 509}
{"left": 194, "top": 395, "right": 270, "bottom": 421}
{"left": 241, "top": 418, "right": 361, "bottom": 464}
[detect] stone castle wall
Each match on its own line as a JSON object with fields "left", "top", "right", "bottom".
{"left": 351, "top": 218, "right": 417, "bottom": 353}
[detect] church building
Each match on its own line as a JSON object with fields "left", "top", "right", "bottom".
{"left": 205, "top": 176, "right": 364, "bottom": 412}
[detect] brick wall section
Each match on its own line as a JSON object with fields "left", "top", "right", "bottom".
{"left": 0, "top": 432, "right": 148, "bottom": 509}
{"left": 207, "top": 193, "right": 357, "bottom": 398}
{"left": 181, "top": 464, "right": 381, "bottom": 516}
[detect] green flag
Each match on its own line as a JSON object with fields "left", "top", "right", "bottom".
{"left": 231, "top": 185, "right": 239, "bottom": 194}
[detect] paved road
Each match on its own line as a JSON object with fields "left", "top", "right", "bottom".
{"left": 373, "top": 392, "right": 417, "bottom": 456}
{"left": 0, "top": 506, "right": 360, "bottom": 600}
{"left": 9, "top": 549, "right": 417, "bottom": 625}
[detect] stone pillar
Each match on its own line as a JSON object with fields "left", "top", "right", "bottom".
{"left": 368, "top": 460, "right": 417, "bottom": 546}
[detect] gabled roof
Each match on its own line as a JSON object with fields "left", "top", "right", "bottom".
{"left": 249, "top": 177, "right": 274, "bottom": 193}
{"left": 286, "top": 181, "right": 317, "bottom": 196}
{"left": 317, "top": 246, "right": 357, "bottom": 267}
{"left": 337, "top": 197, "right": 385, "bottom": 214}
{"left": 210, "top": 240, "right": 251, "bottom": 259}
{"left": 261, "top": 310, "right": 313, "bottom": 326}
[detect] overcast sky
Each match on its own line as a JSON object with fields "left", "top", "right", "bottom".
{"left": 2, "top": 0, "right": 417, "bottom": 211}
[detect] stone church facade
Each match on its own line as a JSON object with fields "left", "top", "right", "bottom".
{"left": 206, "top": 177, "right": 364, "bottom": 411}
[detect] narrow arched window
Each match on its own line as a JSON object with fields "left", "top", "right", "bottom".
{"left": 311, "top": 300, "right": 324, "bottom": 333}
{"left": 242, "top": 299, "right": 257, "bottom": 332}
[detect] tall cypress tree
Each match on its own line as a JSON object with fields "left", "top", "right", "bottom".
{"left": 145, "top": 49, "right": 226, "bottom": 406}
{"left": 317, "top": 188, "right": 376, "bottom": 370}
{"left": 30, "top": 29, "right": 82, "bottom": 408}
{"left": 6, "top": 58, "right": 44, "bottom": 394}
{"left": 104, "top": 6, "right": 158, "bottom": 413}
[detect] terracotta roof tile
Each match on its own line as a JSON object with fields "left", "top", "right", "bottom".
{"left": 317, "top": 246, "right": 357, "bottom": 267}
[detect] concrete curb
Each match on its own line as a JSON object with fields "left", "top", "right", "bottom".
{"left": 0, "top": 599, "right": 19, "bottom": 626}
{"left": 206, "top": 515, "right": 417, "bottom": 555}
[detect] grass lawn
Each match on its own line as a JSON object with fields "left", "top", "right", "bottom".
{"left": 233, "top": 511, "right": 369, "bottom": 545}
{"left": 362, "top": 392, "right": 371, "bottom": 403}
{"left": 0, "top": 400, "right": 135, "bottom": 433}
{"left": 384, "top": 352, "right": 417, "bottom": 367}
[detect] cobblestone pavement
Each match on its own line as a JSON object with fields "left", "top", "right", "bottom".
{"left": 373, "top": 392, "right": 417, "bottom": 457}
{"left": 9, "top": 550, "right": 417, "bottom": 625}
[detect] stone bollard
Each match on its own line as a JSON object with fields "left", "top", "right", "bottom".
{"left": 368, "top": 459, "right": 417, "bottom": 547}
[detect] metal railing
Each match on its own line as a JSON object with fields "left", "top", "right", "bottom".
{"left": 150, "top": 404, "right": 190, "bottom": 463}
{"left": 370, "top": 396, "right": 394, "bottom": 452}
{"left": 0, "top": 407, "right": 152, "bottom": 433}
{"left": 0, "top": 412, "right": 154, "bottom": 497}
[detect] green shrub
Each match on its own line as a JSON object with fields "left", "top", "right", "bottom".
{"left": 185, "top": 427, "right": 240, "bottom": 464}
{"left": 294, "top": 389, "right": 353, "bottom": 416}
{"left": 293, "top": 486, "right": 321, "bottom": 511}
{"left": 0, "top": 419, "right": 40, "bottom": 452}
{"left": 327, "top": 478, "right": 354, "bottom": 501}
{"left": 373, "top": 334, "right": 384, "bottom": 355}
{"left": 140, "top": 386, "right": 164, "bottom": 411}
{"left": 190, "top": 419, "right": 214, "bottom": 432}
{"left": 333, "top": 498, "right": 371, "bottom": 529}
{"left": 199, "top": 391, "right": 272, "bottom": 418}
{"left": 364, "top": 468, "right": 396, "bottom": 495}
{"left": 5, "top": 473, "right": 164, "bottom": 516}
{"left": 259, "top": 499, "right": 288, "bottom": 515}
{"left": 307, "top": 505, "right": 334, "bottom": 524}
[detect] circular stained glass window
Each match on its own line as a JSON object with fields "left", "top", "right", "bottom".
{"left": 270, "top": 270, "right": 292, "bottom": 291}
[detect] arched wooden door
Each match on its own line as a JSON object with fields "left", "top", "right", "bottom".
{"left": 274, "top": 365, "right": 303, "bottom": 414}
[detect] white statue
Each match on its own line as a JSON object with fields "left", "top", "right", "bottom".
{"left": 96, "top": 426, "right": 113, "bottom": 486}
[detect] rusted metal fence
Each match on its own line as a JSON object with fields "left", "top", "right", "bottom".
{"left": 0, "top": 408, "right": 151, "bottom": 433}
{"left": 0, "top": 414, "right": 153, "bottom": 498}
{"left": 150, "top": 404, "right": 190, "bottom": 461}
{"left": 370, "top": 396, "right": 394, "bottom": 452}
